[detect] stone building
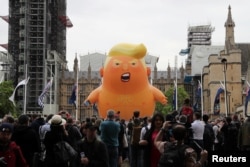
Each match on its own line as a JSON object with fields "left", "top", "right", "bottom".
{"left": 202, "top": 6, "right": 250, "bottom": 118}
{"left": 152, "top": 63, "right": 186, "bottom": 109}
{"left": 59, "top": 55, "right": 101, "bottom": 120}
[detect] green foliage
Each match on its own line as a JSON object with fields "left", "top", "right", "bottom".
{"left": 155, "top": 86, "right": 189, "bottom": 116}
{"left": 0, "top": 80, "right": 16, "bottom": 118}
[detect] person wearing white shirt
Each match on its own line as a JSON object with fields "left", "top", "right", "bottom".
{"left": 212, "top": 118, "right": 224, "bottom": 151}
{"left": 140, "top": 117, "right": 152, "bottom": 140}
{"left": 191, "top": 112, "right": 204, "bottom": 160}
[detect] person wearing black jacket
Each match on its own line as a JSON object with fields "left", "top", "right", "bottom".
{"left": 77, "top": 123, "right": 109, "bottom": 167}
{"left": 43, "top": 115, "right": 69, "bottom": 167}
{"left": 66, "top": 118, "right": 82, "bottom": 167}
{"left": 66, "top": 118, "right": 82, "bottom": 150}
{"left": 11, "top": 114, "right": 41, "bottom": 167}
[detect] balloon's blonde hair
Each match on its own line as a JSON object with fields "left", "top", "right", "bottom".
{"left": 104, "top": 43, "right": 147, "bottom": 68}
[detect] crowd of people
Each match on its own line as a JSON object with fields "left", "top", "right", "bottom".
{"left": 0, "top": 103, "right": 250, "bottom": 167}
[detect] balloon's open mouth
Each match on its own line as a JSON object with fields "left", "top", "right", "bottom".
{"left": 121, "top": 73, "right": 130, "bottom": 82}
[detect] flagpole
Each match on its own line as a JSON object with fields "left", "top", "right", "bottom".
{"left": 198, "top": 80, "right": 203, "bottom": 117}
{"left": 173, "top": 80, "right": 177, "bottom": 110}
{"left": 75, "top": 55, "right": 79, "bottom": 121}
{"left": 50, "top": 63, "right": 52, "bottom": 114}
{"left": 24, "top": 64, "right": 28, "bottom": 114}
{"left": 221, "top": 59, "right": 228, "bottom": 117}
{"left": 175, "top": 56, "right": 178, "bottom": 110}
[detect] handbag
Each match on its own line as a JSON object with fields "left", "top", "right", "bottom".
{"left": 53, "top": 141, "right": 77, "bottom": 164}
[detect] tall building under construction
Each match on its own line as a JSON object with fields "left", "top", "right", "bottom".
{"left": 6, "top": 0, "right": 72, "bottom": 114}
{"left": 187, "top": 25, "right": 215, "bottom": 48}
{"left": 185, "top": 25, "right": 215, "bottom": 75}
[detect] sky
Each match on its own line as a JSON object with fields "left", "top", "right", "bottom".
{"left": 1, "top": 0, "right": 250, "bottom": 71}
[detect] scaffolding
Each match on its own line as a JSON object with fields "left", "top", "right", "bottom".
{"left": 187, "top": 25, "right": 215, "bottom": 48}
{"left": 8, "top": 0, "right": 68, "bottom": 114}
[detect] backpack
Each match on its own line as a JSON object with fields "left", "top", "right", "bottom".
{"left": 203, "top": 124, "right": 215, "bottom": 149}
{"left": 227, "top": 123, "right": 238, "bottom": 140}
{"left": 130, "top": 125, "right": 142, "bottom": 145}
{"left": 53, "top": 141, "right": 77, "bottom": 164}
{"left": 181, "top": 106, "right": 193, "bottom": 123}
{"left": 158, "top": 142, "right": 189, "bottom": 167}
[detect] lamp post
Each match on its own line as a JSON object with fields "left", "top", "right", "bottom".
{"left": 221, "top": 58, "right": 228, "bottom": 117}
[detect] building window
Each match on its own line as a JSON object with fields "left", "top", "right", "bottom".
{"left": 67, "top": 85, "right": 73, "bottom": 92}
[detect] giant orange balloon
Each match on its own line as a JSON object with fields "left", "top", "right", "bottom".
{"left": 84, "top": 43, "right": 167, "bottom": 120}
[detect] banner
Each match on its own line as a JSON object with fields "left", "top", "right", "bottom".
{"left": 69, "top": 84, "right": 77, "bottom": 108}
{"left": 244, "top": 85, "right": 250, "bottom": 115}
{"left": 0, "top": 75, "right": 4, "bottom": 83}
{"left": 179, "top": 48, "right": 190, "bottom": 56}
{"left": 9, "top": 77, "right": 30, "bottom": 106}
{"left": 38, "top": 77, "right": 53, "bottom": 108}
{"left": 213, "top": 86, "right": 224, "bottom": 115}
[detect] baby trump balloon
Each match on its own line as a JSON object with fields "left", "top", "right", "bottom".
{"left": 84, "top": 43, "right": 167, "bottom": 120}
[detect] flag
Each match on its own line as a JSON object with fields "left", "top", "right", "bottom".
{"left": 0, "top": 44, "right": 8, "bottom": 50}
{"left": 0, "top": 15, "right": 9, "bottom": 23}
{"left": 193, "top": 81, "right": 202, "bottom": 112}
{"left": 179, "top": 48, "right": 190, "bottom": 56}
{"left": 9, "top": 77, "right": 30, "bottom": 106}
{"left": 38, "top": 78, "right": 53, "bottom": 108}
{"left": 93, "top": 103, "right": 98, "bottom": 115}
{"left": 0, "top": 75, "right": 4, "bottom": 83}
{"left": 244, "top": 85, "right": 250, "bottom": 114}
{"left": 69, "top": 84, "right": 77, "bottom": 108}
{"left": 213, "top": 86, "right": 224, "bottom": 115}
{"left": 214, "top": 87, "right": 224, "bottom": 104}
{"left": 193, "top": 102, "right": 198, "bottom": 112}
{"left": 196, "top": 81, "right": 202, "bottom": 99}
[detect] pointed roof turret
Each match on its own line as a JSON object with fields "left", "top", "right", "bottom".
{"left": 167, "top": 62, "right": 171, "bottom": 79}
{"left": 73, "top": 53, "right": 79, "bottom": 81}
{"left": 167, "top": 62, "right": 171, "bottom": 71}
{"left": 88, "top": 61, "right": 91, "bottom": 71}
{"left": 73, "top": 53, "right": 78, "bottom": 72}
{"left": 224, "top": 5, "right": 236, "bottom": 52}
{"left": 154, "top": 63, "right": 157, "bottom": 71}
{"left": 224, "top": 5, "right": 235, "bottom": 27}
{"left": 88, "top": 60, "right": 91, "bottom": 80}
{"left": 153, "top": 64, "right": 157, "bottom": 79}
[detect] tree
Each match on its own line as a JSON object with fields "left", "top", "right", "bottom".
{"left": 0, "top": 80, "right": 17, "bottom": 117}
{"left": 155, "top": 86, "right": 189, "bottom": 115}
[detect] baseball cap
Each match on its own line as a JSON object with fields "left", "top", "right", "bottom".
{"left": 0, "top": 123, "right": 13, "bottom": 133}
